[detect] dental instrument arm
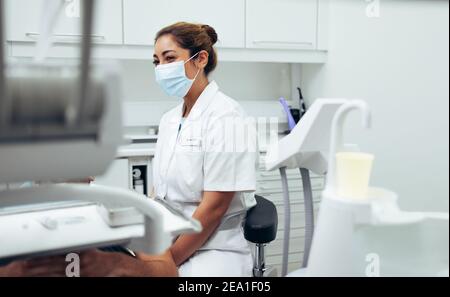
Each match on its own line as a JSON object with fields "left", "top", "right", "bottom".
{"left": 0, "top": 1, "right": 203, "bottom": 272}
{"left": 0, "top": 0, "right": 7, "bottom": 129}
{"left": 76, "top": 0, "right": 95, "bottom": 126}
{"left": 325, "top": 100, "right": 371, "bottom": 195}
{"left": 279, "top": 167, "right": 291, "bottom": 277}
{"left": 300, "top": 167, "right": 314, "bottom": 268}
{"left": 0, "top": 184, "right": 201, "bottom": 257}
{"left": 0, "top": 0, "right": 116, "bottom": 182}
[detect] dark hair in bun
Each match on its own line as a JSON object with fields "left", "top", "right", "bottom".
{"left": 155, "top": 22, "right": 218, "bottom": 76}
{"left": 201, "top": 24, "right": 218, "bottom": 45}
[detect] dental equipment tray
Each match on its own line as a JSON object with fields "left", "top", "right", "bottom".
{"left": 97, "top": 204, "right": 144, "bottom": 227}
{"left": 0, "top": 201, "right": 145, "bottom": 260}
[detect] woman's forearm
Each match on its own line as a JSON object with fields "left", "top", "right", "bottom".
{"left": 125, "top": 250, "right": 178, "bottom": 277}
{"left": 169, "top": 192, "right": 234, "bottom": 267}
{"left": 169, "top": 219, "right": 220, "bottom": 267}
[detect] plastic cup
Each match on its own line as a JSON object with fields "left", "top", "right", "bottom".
{"left": 335, "top": 152, "right": 375, "bottom": 200}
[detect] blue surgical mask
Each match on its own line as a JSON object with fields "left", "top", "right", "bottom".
{"left": 155, "top": 52, "right": 201, "bottom": 98}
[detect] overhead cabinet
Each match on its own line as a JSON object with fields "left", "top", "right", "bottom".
{"left": 5, "top": 0, "right": 328, "bottom": 63}
{"left": 5, "top": 0, "right": 123, "bottom": 44}
{"left": 123, "top": 0, "right": 246, "bottom": 48}
{"left": 246, "top": 0, "right": 319, "bottom": 50}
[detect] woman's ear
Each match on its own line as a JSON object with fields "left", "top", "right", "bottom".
{"left": 195, "top": 50, "right": 209, "bottom": 70}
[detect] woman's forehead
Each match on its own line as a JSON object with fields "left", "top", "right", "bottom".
{"left": 154, "top": 35, "right": 185, "bottom": 56}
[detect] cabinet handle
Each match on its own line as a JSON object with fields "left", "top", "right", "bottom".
{"left": 252, "top": 40, "right": 314, "bottom": 46}
{"left": 25, "top": 32, "right": 106, "bottom": 42}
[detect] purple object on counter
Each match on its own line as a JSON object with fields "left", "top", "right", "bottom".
{"left": 279, "top": 97, "right": 297, "bottom": 131}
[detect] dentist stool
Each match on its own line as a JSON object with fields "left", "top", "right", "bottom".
{"left": 244, "top": 195, "right": 278, "bottom": 277}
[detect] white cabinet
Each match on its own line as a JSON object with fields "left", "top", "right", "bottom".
{"left": 5, "top": 0, "right": 123, "bottom": 44}
{"left": 5, "top": 0, "right": 328, "bottom": 63}
{"left": 94, "top": 155, "right": 153, "bottom": 197}
{"left": 123, "top": 0, "right": 245, "bottom": 48}
{"left": 246, "top": 0, "right": 319, "bottom": 50}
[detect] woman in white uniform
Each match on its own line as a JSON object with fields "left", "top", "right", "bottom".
{"left": 0, "top": 22, "right": 258, "bottom": 278}
{"left": 151, "top": 22, "right": 258, "bottom": 277}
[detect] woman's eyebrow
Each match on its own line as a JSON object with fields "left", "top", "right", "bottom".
{"left": 162, "top": 50, "right": 177, "bottom": 56}
{"left": 153, "top": 50, "right": 176, "bottom": 59}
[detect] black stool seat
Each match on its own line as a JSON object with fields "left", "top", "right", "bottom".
{"left": 244, "top": 195, "right": 278, "bottom": 244}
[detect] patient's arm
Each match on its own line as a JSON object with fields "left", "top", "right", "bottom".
{"left": 0, "top": 249, "right": 177, "bottom": 277}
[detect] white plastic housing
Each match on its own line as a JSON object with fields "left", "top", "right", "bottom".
{"left": 0, "top": 61, "right": 123, "bottom": 184}
{"left": 265, "top": 99, "right": 348, "bottom": 174}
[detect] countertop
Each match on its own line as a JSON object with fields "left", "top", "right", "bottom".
{"left": 115, "top": 130, "right": 287, "bottom": 158}
{"left": 117, "top": 143, "right": 156, "bottom": 158}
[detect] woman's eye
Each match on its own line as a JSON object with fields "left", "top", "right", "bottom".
{"left": 153, "top": 60, "right": 159, "bottom": 66}
{"left": 166, "top": 56, "right": 175, "bottom": 62}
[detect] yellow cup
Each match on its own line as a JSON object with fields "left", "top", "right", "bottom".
{"left": 335, "top": 152, "right": 375, "bottom": 200}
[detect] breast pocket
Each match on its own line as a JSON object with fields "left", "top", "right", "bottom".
{"left": 175, "top": 137, "right": 205, "bottom": 201}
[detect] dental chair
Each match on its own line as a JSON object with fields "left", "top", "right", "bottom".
{"left": 244, "top": 195, "right": 278, "bottom": 277}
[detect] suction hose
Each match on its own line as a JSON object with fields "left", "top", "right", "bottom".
{"left": 300, "top": 168, "right": 314, "bottom": 267}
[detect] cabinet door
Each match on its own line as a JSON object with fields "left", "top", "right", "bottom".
{"left": 94, "top": 159, "right": 130, "bottom": 190}
{"left": 5, "top": 0, "right": 123, "bottom": 44}
{"left": 246, "top": 0, "right": 318, "bottom": 50}
{"left": 123, "top": 0, "right": 245, "bottom": 48}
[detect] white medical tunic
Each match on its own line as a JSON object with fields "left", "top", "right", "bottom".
{"left": 153, "top": 81, "right": 258, "bottom": 277}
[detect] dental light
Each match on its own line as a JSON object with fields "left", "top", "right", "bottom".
{"left": 0, "top": 0, "right": 200, "bottom": 261}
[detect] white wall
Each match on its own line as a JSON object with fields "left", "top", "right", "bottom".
{"left": 301, "top": 0, "right": 449, "bottom": 211}
{"left": 120, "top": 60, "right": 292, "bottom": 101}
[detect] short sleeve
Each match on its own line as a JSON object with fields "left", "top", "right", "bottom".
{"left": 203, "top": 112, "right": 258, "bottom": 192}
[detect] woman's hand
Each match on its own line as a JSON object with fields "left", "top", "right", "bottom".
{"left": 136, "top": 249, "right": 178, "bottom": 277}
